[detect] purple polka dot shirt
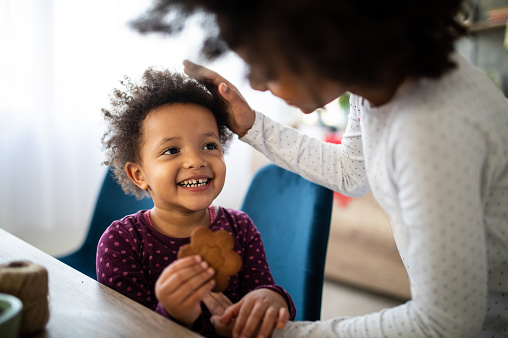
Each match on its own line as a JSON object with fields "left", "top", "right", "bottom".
{"left": 96, "top": 206, "right": 295, "bottom": 337}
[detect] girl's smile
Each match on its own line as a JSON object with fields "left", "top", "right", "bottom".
{"left": 177, "top": 176, "right": 213, "bottom": 190}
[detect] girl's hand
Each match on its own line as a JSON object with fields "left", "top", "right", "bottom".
{"left": 203, "top": 292, "right": 235, "bottom": 337}
{"left": 183, "top": 60, "right": 255, "bottom": 137}
{"left": 219, "top": 288, "right": 290, "bottom": 338}
{"left": 155, "top": 255, "right": 215, "bottom": 327}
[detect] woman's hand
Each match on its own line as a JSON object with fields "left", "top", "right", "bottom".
{"left": 218, "top": 288, "right": 290, "bottom": 338}
{"left": 183, "top": 60, "right": 255, "bottom": 137}
{"left": 155, "top": 255, "right": 215, "bottom": 327}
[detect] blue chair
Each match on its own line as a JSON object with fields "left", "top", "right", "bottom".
{"left": 241, "top": 164, "right": 333, "bottom": 321}
{"left": 57, "top": 167, "right": 153, "bottom": 279}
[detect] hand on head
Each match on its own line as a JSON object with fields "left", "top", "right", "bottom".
{"left": 183, "top": 60, "right": 256, "bottom": 138}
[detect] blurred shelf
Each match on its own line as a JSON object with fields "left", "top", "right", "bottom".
{"left": 467, "top": 21, "right": 507, "bottom": 33}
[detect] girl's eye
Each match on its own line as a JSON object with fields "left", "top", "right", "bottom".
{"left": 163, "top": 147, "right": 179, "bottom": 155}
{"left": 203, "top": 142, "right": 218, "bottom": 151}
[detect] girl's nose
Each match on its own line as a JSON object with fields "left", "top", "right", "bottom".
{"left": 183, "top": 149, "right": 207, "bottom": 169}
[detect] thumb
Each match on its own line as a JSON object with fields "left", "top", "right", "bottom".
{"left": 218, "top": 83, "right": 232, "bottom": 100}
{"left": 218, "top": 82, "right": 251, "bottom": 115}
{"left": 217, "top": 82, "right": 255, "bottom": 137}
{"left": 219, "top": 82, "right": 245, "bottom": 105}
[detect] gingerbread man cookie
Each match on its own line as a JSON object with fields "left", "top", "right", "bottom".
{"left": 178, "top": 227, "right": 242, "bottom": 292}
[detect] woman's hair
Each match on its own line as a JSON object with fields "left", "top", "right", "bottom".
{"left": 102, "top": 68, "right": 233, "bottom": 198}
{"left": 131, "top": 0, "right": 469, "bottom": 87}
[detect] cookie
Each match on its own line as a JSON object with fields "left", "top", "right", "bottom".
{"left": 178, "top": 227, "right": 242, "bottom": 292}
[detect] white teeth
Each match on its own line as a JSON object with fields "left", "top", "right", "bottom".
{"left": 179, "top": 178, "right": 209, "bottom": 187}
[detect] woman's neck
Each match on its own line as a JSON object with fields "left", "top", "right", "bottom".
{"left": 149, "top": 207, "right": 210, "bottom": 238}
{"left": 350, "top": 75, "right": 405, "bottom": 107}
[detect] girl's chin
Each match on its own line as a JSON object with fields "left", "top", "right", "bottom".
{"left": 180, "top": 198, "right": 218, "bottom": 211}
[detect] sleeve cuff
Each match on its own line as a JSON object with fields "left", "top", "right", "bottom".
{"left": 254, "top": 285, "right": 297, "bottom": 320}
{"left": 239, "top": 110, "right": 264, "bottom": 144}
{"left": 155, "top": 302, "right": 189, "bottom": 326}
{"left": 155, "top": 302, "right": 171, "bottom": 318}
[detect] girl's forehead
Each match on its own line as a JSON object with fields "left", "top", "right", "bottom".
{"left": 142, "top": 103, "right": 219, "bottom": 136}
{"left": 146, "top": 102, "right": 215, "bottom": 121}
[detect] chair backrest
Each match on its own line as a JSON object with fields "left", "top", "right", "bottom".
{"left": 240, "top": 164, "right": 333, "bottom": 321}
{"left": 58, "top": 167, "right": 153, "bottom": 278}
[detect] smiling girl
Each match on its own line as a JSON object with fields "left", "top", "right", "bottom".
{"left": 97, "top": 68, "right": 295, "bottom": 337}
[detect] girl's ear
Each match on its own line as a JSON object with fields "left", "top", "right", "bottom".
{"left": 125, "top": 162, "right": 149, "bottom": 190}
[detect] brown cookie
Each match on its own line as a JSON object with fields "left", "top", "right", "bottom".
{"left": 178, "top": 227, "right": 242, "bottom": 292}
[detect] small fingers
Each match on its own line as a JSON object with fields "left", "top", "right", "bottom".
{"left": 231, "top": 298, "right": 289, "bottom": 338}
{"left": 232, "top": 299, "right": 257, "bottom": 338}
{"left": 181, "top": 278, "right": 216, "bottom": 308}
{"left": 220, "top": 300, "right": 242, "bottom": 324}
{"left": 155, "top": 258, "right": 215, "bottom": 325}
{"left": 156, "top": 257, "right": 213, "bottom": 298}
{"left": 276, "top": 307, "right": 290, "bottom": 329}
{"left": 160, "top": 255, "right": 202, "bottom": 277}
{"left": 236, "top": 301, "right": 268, "bottom": 338}
{"left": 255, "top": 306, "right": 280, "bottom": 338}
{"left": 158, "top": 255, "right": 204, "bottom": 283}
{"left": 238, "top": 306, "right": 287, "bottom": 338}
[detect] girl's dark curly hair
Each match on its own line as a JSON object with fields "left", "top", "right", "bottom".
{"left": 131, "top": 0, "right": 469, "bottom": 87}
{"left": 102, "top": 68, "right": 233, "bottom": 198}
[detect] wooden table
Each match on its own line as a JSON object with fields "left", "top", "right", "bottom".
{"left": 0, "top": 228, "right": 202, "bottom": 338}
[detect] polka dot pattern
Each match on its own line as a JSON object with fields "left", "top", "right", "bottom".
{"left": 97, "top": 206, "right": 295, "bottom": 335}
{"left": 244, "top": 54, "right": 508, "bottom": 337}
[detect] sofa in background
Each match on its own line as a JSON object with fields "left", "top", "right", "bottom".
{"left": 324, "top": 192, "right": 411, "bottom": 300}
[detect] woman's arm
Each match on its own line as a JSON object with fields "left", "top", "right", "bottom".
{"left": 241, "top": 102, "right": 369, "bottom": 197}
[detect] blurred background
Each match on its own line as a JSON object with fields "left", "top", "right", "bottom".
{"left": 0, "top": 0, "right": 301, "bottom": 255}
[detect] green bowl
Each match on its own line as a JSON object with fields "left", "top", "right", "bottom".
{"left": 0, "top": 293, "right": 22, "bottom": 338}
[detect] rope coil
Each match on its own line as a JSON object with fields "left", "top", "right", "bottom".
{"left": 0, "top": 261, "right": 50, "bottom": 335}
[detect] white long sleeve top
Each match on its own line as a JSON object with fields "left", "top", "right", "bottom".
{"left": 240, "top": 53, "right": 508, "bottom": 337}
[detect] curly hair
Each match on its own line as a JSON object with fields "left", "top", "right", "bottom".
{"left": 102, "top": 68, "right": 234, "bottom": 198}
{"left": 131, "top": 0, "right": 469, "bottom": 87}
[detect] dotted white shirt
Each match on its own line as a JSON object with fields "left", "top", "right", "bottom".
{"left": 241, "top": 53, "right": 508, "bottom": 337}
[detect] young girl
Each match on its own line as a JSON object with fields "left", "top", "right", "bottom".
{"left": 97, "top": 68, "right": 295, "bottom": 337}
{"left": 131, "top": 0, "right": 508, "bottom": 337}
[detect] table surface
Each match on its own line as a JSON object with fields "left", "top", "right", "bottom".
{"left": 0, "top": 228, "right": 202, "bottom": 338}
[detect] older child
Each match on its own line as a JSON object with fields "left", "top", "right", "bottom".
{"left": 131, "top": 0, "right": 508, "bottom": 337}
{"left": 97, "top": 68, "right": 294, "bottom": 337}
